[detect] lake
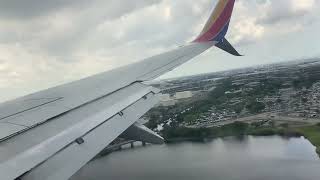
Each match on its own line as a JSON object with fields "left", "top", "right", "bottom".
{"left": 71, "top": 136, "right": 320, "bottom": 180}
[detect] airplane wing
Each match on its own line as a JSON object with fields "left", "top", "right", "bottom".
{"left": 0, "top": 0, "right": 240, "bottom": 179}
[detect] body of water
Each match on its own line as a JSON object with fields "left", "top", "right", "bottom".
{"left": 72, "top": 136, "right": 320, "bottom": 180}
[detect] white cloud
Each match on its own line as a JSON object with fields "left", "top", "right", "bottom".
{"left": 292, "top": 0, "right": 315, "bottom": 12}
{"left": 0, "top": 0, "right": 319, "bottom": 101}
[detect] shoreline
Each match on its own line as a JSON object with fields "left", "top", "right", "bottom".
{"left": 162, "top": 123, "right": 320, "bottom": 156}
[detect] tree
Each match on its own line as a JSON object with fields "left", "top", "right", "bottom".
{"left": 246, "top": 100, "right": 266, "bottom": 114}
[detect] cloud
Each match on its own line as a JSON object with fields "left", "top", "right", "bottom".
{"left": 0, "top": 0, "right": 163, "bottom": 101}
{"left": 0, "top": 0, "right": 85, "bottom": 19}
{"left": 257, "top": 0, "right": 317, "bottom": 25}
{"left": 226, "top": 0, "right": 320, "bottom": 45}
{"left": 0, "top": 0, "right": 162, "bottom": 57}
{"left": 0, "top": 0, "right": 161, "bottom": 20}
{"left": 0, "top": 0, "right": 319, "bottom": 101}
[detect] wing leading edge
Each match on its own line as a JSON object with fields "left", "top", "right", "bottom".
{"left": 0, "top": 1, "right": 240, "bottom": 180}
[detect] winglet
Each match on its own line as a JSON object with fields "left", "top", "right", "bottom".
{"left": 193, "top": 0, "right": 241, "bottom": 56}
{"left": 216, "top": 38, "right": 242, "bottom": 56}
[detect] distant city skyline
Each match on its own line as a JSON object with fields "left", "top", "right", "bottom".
{"left": 0, "top": 0, "right": 319, "bottom": 101}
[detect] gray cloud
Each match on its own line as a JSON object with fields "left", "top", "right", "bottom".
{"left": 0, "top": 0, "right": 161, "bottom": 20}
{"left": 256, "top": 0, "right": 318, "bottom": 25}
{"left": 0, "top": 0, "right": 87, "bottom": 19}
{"left": 258, "top": 10, "right": 306, "bottom": 25}
{"left": 0, "top": 0, "right": 319, "bottom": 102}
{"left": 0, "top": 0, "right": 162, "bottom": 57}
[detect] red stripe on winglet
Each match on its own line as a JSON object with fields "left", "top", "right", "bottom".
{"left": 194, "top": 0, "right": 235, "bottom": 42}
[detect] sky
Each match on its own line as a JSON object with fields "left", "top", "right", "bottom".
{"left": 0, "top": 0, "right": 319, "bottom": 102}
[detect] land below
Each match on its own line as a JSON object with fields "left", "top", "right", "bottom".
{"left": 143, "top": 58, "right": 320, "bottom": 156}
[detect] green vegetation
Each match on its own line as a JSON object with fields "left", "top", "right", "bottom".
{"left": 246, "top": 99, "right": 266, "bottom": 114}
{"left": 146, "top": 65, "right": 320, "bottom": 156}
{"left": 293, "top": 76, "right": 317, "bottom": 89}
{"left": 157, "top": 78, "right": 284, "bottom": 125}
{"left": 170, "top": 79, "right": 246, "bottom": 124}
{"left": 162, "top": 122, "right": 249, "bottom": 141}
{"left": 163, "top": 122, "right": 289, "bottom": 140}
{"left": 248, "top": 79, "right": 282, "bottom": 97}
{"left": 294, "top": 125, "right": 320, "bottom": 155}
{"left": 162, "top": 121, "right": 320, "bottom": 156}
{"left": 292, "top": 67, "right": 320, "bottom": 89}
{"left": 147, "top": 77, "right": 295, "bottom": 128}
{"left": 163, "top": 121, "right": 263, "bottom": 140}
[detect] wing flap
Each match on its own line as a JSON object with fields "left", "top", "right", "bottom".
{"left": 0, "top": 123, "right": 26, "bottom": 140}
{"left": 0, "top": 98, "right": 62, "bottom": 120}
{"left": 16, "top": 87, "right": 159, "bottom": 180}
{"left": 120, "top": 122, "right": 164, "bottom": 144}
{"left": 0, "top": 82, "right": 159, "bottom": 180}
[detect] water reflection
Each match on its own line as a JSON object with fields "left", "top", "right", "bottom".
{"left": 72, "top": 136, "right": 320, "bottom": 180}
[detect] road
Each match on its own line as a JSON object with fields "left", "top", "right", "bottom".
{"left": 211, "top": 113, "right": 320, "bottom": 126}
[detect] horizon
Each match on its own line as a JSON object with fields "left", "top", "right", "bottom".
{"left": 156, "top": 56, "right": 320, "bottom": 81}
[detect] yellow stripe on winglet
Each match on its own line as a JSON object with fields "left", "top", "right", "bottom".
{"left": 199, "top": 0, "right": 229, "bottom": 36}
